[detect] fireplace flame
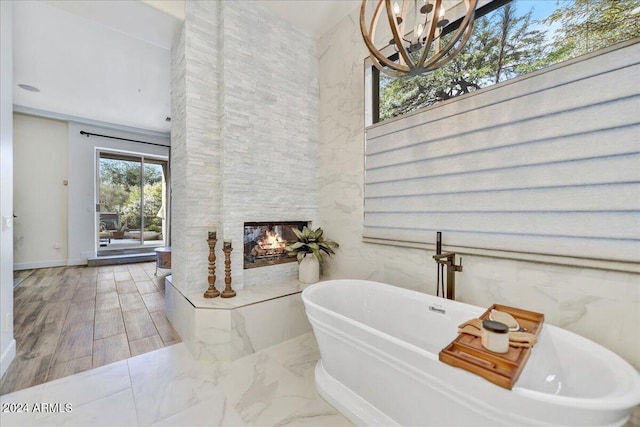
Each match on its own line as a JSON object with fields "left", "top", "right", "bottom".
{"left": 259, "top": 229, "right": 286, "bottom": 250}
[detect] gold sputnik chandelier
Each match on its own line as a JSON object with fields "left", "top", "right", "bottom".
{"left": 360, "top": 0, "right": 478, "bottom": 77}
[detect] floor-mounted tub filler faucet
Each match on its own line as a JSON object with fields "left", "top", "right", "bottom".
{"left": 433, "top": 232, "right": 463, "bottom": 300}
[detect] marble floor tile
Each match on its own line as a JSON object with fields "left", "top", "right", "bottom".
{"left": 0, "top": 382, "right": 47, "bottom": 427}
{"left": 37, "top": 389, "right": 138, "bottom": 426}
{"left": 38, "top": 360, "right": 131, "bottom": 412}
{"left": 1, "top": 335, "right": 352, "bottom": 427}
{"left": 128, "top": 344, "right": 223, "bottom": 426}
{"left": 149, "top": 391, "right": 246, "bottom": 427}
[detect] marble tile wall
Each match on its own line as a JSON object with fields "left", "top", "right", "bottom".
{"left": 317, "top": 7, "right": 640, "bottom": 373}
{"left": 164, "top": 277, "right": 311, "bottom": 362}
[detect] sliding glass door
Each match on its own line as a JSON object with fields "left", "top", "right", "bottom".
{"left": 97, "top": 151, "right": 168, "bottom": 253}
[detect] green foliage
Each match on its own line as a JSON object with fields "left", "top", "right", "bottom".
{"left": 285, "top": 226, "right": 339, "bottom": 265}
{"left": 121, "top": 183, "right": 163, "bottom": 230}
{"left": 99, "top": 158, "right": 164, "bottom": 231}
{"left": 100, "top": 159, "right": 162, "bottom": 188}
{"left": 379, "top": 0, "right": 639, "bottom": 121}
{"left": 545, "top": 0, "right": 640, "bottom": 60}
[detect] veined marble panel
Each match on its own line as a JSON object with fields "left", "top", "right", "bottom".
{"left": 217, "top": 333, "right": 351, "bottom": 426}
{"left": 0, "top": 334, "right": 349, "bottom": 427}
{"left": 165, "top": 276, "right": 311, "bottom": 362}
{"left": 230, "top": 291, "right": 311, "bottom": 360}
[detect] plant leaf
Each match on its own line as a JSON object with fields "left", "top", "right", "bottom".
{"left": 312, "top": 248, "right": 323, "bottom": 263}
{"left": 287, "top": 242, "right": 304, "bottom": 250}
{"left": 319, "top": 242, "right": 335, "bottom": 255}
{"left": 292, "top": 227, "right": 304, "bottom": 241}
{"left": 297, "top": 251, "right": 306, "bottom": 263}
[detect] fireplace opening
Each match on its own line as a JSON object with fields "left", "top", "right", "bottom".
{"left": 244, "top": 221, "right": 309, "bottom": 269}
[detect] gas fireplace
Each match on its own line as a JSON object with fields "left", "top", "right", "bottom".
{"left": 243, "top": 221, "right": 309, "bottom": 269}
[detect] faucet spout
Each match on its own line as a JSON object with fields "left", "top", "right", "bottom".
{"left": 432, "top": 232, "right": 463, "bottom": 300}
{"left": 433, "top": 251, "right": 456, "bottom": 260}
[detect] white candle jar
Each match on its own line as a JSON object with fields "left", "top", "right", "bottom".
{"left": 481, "top": 320, "right": 509, "bottom": 353}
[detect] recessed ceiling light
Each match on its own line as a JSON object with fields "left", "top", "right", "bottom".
{"left": 18, "top": 84, "right": 40, "bottom": 92}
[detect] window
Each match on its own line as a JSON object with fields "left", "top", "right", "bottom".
{"left": 363, "top": 38, "right": 640, "bottom": 268}
{"left": 97, "top": 152, "right": 168, "bottom": 252}
{"left": 371, "top": 0, "right": 640, "bottom": 124}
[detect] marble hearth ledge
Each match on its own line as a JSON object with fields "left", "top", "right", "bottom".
{"left": 165, "top": 276, "right": 313, "bottom": 361}
{"left": 185, "top": 278, "right": 313, "bottom": 309}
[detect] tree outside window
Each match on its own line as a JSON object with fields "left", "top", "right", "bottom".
{"left": 378, "top": 0, "right": 640, "bottom": 122}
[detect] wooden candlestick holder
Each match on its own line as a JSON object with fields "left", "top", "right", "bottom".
{"left": 203, "top": 234, "right": 220, "bottom": 298}
{"left": 221, "top": 246, "right": 236, "bottom": 298}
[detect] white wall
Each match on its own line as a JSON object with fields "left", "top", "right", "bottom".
{"left": 67, "top": 121, "right": 169, "bottom": 265}
{"left": 13, "top": 114, "right": 68, "bottom": 269}
{"left": 9, "top": 117, "right": 169, "bottom": 268}
{"left": 0, "top": 0, "right": 16, "bottom": 378}
{"left": 318, "top": 8, "right": 640, "bottom": 372}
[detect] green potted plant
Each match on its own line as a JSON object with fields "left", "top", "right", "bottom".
{"left": 285, "top": 226, "right": 339, "bottom": 283}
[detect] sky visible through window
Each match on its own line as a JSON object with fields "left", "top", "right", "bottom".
{"left": 377, "top": 0, "right": 640, "bottom": 122}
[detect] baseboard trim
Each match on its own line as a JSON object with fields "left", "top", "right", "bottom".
{"left": 0, "top": 338, "right": 16, "bottom": 380}
{"left": 13, "top": 260, "right": 69, "bottom": 271}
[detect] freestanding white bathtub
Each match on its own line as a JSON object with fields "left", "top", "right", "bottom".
{"left": 302, "top": 280, "right": 640, "bottom": 427}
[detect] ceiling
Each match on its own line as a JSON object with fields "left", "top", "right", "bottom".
{"left": 12, "top": 0, "right": 360, "bottom": 135}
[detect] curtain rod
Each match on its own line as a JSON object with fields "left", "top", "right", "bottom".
{"left": 80, "top": 130, "right": 169, "bottom": 148}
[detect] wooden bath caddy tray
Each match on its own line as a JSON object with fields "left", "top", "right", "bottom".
{"left": 439, "top": 304, "right": 544, "bottom": 390}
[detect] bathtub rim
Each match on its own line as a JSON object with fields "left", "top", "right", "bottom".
{"left": 302, "top": 279, "right": 640, "bottom": 411}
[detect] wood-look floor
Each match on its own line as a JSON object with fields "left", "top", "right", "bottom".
{"left": 1, "top": 262, "right": 180, "bottom": 395}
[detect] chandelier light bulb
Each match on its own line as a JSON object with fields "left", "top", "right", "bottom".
{"left": 437, "top": 4, "right": 449, "bottom": 27}
{"left": 360, "top": 0, "right": 478, "bottom": 77}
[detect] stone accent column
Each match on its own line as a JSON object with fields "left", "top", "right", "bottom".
{"left": 170, "top": 0, "right": 222, "bottom": 294}
{"left": 170, "top": 0, "right": 320, "bottom": 293}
